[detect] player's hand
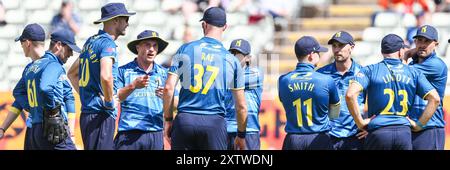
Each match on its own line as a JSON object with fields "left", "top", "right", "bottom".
{"left": 164, "top": 120, "right": 173, "bottom": 146}
{"left": 403, "top": 48, "right": 417, "bottom": 61}
{"left": 155, "top": 87, "right": 164, "bottom": 99}
{"left": 406, "top": 117, "right": 423, "bottom": 132}
{"left": 99, "top": 93, "right": 120, "bottom": 108}
{"left": 133, "top": 75, "right": 149, "bottom": 89}
{"left": 357, "top": 118, "right": 371, "bottom": 130}
{"left": 356, "top": 130, "right": 369, "bottom": 139}
{"left": 234, "top": 137, "right": 246, "bottom": 150}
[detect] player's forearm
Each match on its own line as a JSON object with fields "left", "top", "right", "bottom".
{"left": 100, "top": 72, "right": 114, "bottom": 102}
{"left": 100, "top": 58, "right": 114, "bottom": 102}
{"left": 0, "top": 111, "right": 21, "bottom": 131}
{"left": 346, "top": 91, "right": 364, "bottom": 129}
{"left": 236, "top": 106, "right": 247, "bottom": 132}
{"left": 419, "top": 90, "right": 440, "bottom": 125}
{"left": 68, "top": 58, "right": 80, "bottom": 94}
{"left": 118, "top": 83, "right": 136, "bottom": 102}
{"left": 232, "top": 89, "right": 247, "bottom": 132}
{"left": 163, "top": 87, "right": 175, "bottom": 119}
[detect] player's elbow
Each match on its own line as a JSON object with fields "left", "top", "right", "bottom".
{"left": 426, "top": 90, "right": 440, "bottom": 106}
{"left": 345, "top": 91, "right": 356, "bottom": 103}
{"left": 100, "top": 73, "right": 113, "bottom": 84}
{"left": 163, "top": 84, "right": 174, "bottom": 95}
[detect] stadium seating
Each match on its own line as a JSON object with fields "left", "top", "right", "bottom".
{"left": 0, "top": 0, "right": 275, "bottom": 91}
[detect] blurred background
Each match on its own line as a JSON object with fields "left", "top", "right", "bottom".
{"left": 0, "top": 0, "right": 450, "bottom": 150}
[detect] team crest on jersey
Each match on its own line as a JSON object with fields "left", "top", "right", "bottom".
{"left": 356, "top": 72, "right": 365, "bottom": 78}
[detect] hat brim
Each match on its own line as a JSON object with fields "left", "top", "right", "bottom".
{"left": 229, "top": 47, "right": 250, "bottom": 55}
{"left": 127, "top": 37, "right": 169, "bottom": 55}
{"left": 315, "top": 46, "right": 328, "bottom": 53}
{"left": 93, "top": 12, "right": 136, "bottom": 24}
{"left": 14, "top": 36, "right": 22, "bottom": 42}
{"left": 67, "top": 44, "right": 82, "bottom": 53}
{"left": 413, "top": 34, "right": 437, "bottom": 41}
{"left": 327, "top": 38, "right": 353, "bottom": 45}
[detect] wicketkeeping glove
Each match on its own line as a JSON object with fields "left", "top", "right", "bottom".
{"left": 43, "top": 104, "right": 68, "bottom": 145}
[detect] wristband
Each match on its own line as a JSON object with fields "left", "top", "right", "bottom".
{"left": 237, "top": 130, "right": 246, "bottom": 138}
{"left": 416, "top": 121, "right": 425, "bottom": 129}
{"left": 104, "top": 100, "right": 114, "bottom": 110}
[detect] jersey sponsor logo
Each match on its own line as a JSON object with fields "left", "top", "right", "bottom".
{"left": 290, "top": 72, "right": 312, "bottom": 80}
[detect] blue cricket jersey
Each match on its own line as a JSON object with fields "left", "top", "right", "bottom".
{"left": 354, "top": 58, "right": 435, "bottom": 130}
{"left": 278, "top": 63, "right": 340, "bottom": 134}
{"left": 117, "top": 59, "right": 168, "bottom": 132}
{"left": 169, "top": 37, "right": 244, "bottom": 116}
{"left": 409, "top": 52, "right": 447, "bottom": 128}
{"left": 12, "top": 60, "right": 75, "bottom": 128}
{"left": 23, "top": 52, "right": 67, "bottom": 124}
{"left": 78, "top": 30, "right": 119, "bottom": 118}
{"left": 11, "top": 63, "right": 33, "bottom": 114}
{"left": 317, "top": 60, "right": 365, "bottom": 138}
{"left": 225, "top": 66, "right": 264, "bottom": 133}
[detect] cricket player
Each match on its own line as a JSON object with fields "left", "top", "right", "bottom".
{"left": 346, "top": 34, "right": 440, "bottom": 150}
{"left": 317, "top": 31, "right": 366, "bottom": 150}
{"left": 114, "top": 30, "right": 169, "bottom": 150}
{"left": 67, "top": 3, "right": 135, "bottom": 150}
{"left": 22, "top": 29, "right": 81, "bottom": 149}
{"left": 279, "top": 36, "right": 341, "bottom": 150}
{"left": 0, "top": 24, "right": 76, "bottom": 149}
{"left": 163, "top": 7, "right": 247, "bottom": 150}
{"left": 225, "top": 39, "right": 263, "bottom": 150}
{"left": 403, "top": 25, "right": 448, "bottom": 150}
{"left": 0, "top": 24, "right": 47, "bottom": 146}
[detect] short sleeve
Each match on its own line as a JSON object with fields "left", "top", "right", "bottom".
{"left": 415, "top": 70, "right": 435, "bottom": 99}
{"left": 100, "top": 40, "right": 117, "bottom": 61}
{"left": 328, "top": 76, "right": 340, "bottom": 105}
{"left": 353, "top": 66, "right": 370, "bottom": 91}
{"left": 231, "top": 57, "right": 244, "bottom": 90}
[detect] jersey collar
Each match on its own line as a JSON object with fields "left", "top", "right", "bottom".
{"left": 295, "top": 63, "right": 315, "bottom": 71}
{"left": 411, "top": 51, "right": 436, "bottom": 64}
{"left": 131, "top": 58, "right": 160, "bottom": 75}
{"left": 44, "top": 51, "right": 64, "bottom": 65}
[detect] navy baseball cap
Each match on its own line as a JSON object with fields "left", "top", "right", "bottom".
{"left": 94, "top": 3, "right": 136, "bottom": 24}
{"left": 229, "top": 39, "right": 251, "bottom": 55}
{"left": 381, "top": 34, "right": 408, "bottom": 54}
{"left": 15, "top": 23, "right": 45, "bottom": 42}
{"left": 413, "top": 25, "right": 438, "bottom": 41}
{"left": 51, "top": 29, "right": 81, "bottom": 53}
{"left": 199, "top": 7, "right": 226, "bottom": 27}
{"left": 127, "top": 30, "right": 169, "bottom": 55}
{"left": 328, "top": 31, "right": 354, "bottom": 45}
{"left": 295, "top": 36, "right": 328, "bottom": 57}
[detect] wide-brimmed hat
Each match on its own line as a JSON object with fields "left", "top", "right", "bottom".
{"left": 127, "top": 30, "right": 168, "bottom": 55}
{"left": 93, "top": 3, "right": 135, "bottom": 24}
